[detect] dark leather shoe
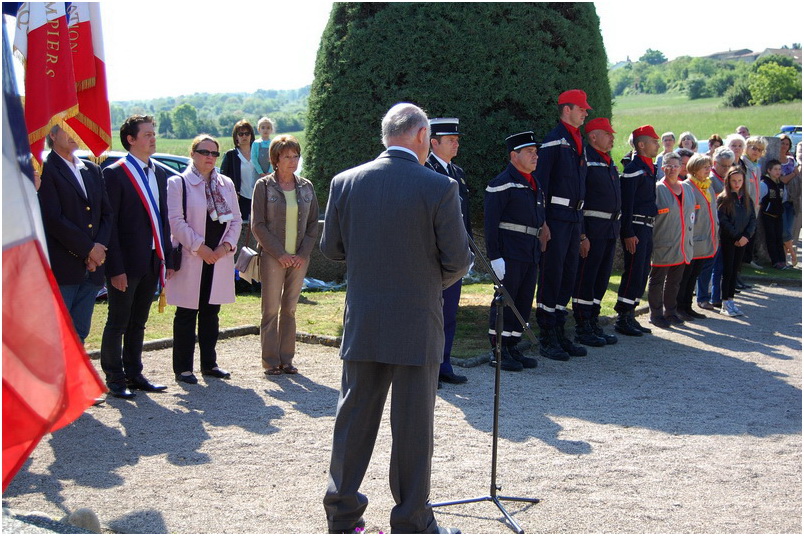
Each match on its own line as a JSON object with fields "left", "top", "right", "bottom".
{"left": 665, "top": 314, "right": 685, "bottom": 325}
{"left": 439, "top": 371, "right": 468, "bottom": 384}
{"left": 201, "top": 368, "right": 231, "bottom": 379}
{"left": 685, "top": 308, "right": 707, "bottom": 319}
{"left": 127, "top": 374, "right": 167, "bottom": 392}
{"left": 676, "top": 310, "right": 695, "bottom": 322}
{"left": 628, "top": 313, "right": 652, "bottom": 334}
{"left": 649, "top": 316, "right": 671, "bottom": 329}
{"left": 614, "top": 313, "right": 642, "bottom": 336}
{"left": 175, "top": 373, "right": 198, "bottom": 385}
{"left": 329, "top": 517, "right": 365, "bottom": 534}
{"left": 107, "top": 382, "right": 135, "bottom": 399}
{"left": 539, "top": 328, "right": 570, "bottom": 361}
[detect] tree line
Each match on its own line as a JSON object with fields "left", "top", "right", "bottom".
{"left": 110, "top": 87, "right": 310, "bottom": 139}
{"left": 610, "top": 46, "right": 802, "bottom": 107}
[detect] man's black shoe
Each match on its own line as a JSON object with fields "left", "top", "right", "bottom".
{"left": 329, "top": 517, "right": 366, "bottom": 534}
{"left": 439, "top": 371, "right": 468, "bottom": 384}
{"left": 508, "top": 345, "right": 537, "bottom": 368}
{"left": 685, "top": 308, "right": 707, "bottom": 319}
{"left": 107, "top": 382, "right": 135, "bottom": 399}
{"left": 614, "top": 312, "right": 642, "bottom": 336}
{"left": 488, "top": 347, "right": 524, "bottom": 371}
{"left": 649, "top": 316, "right": 672, "bottom": 329}
{"left": 590, "top": 317, "right": 618, "bottom": 344}
{"left": 127, "top": 374, "right": 167, "bottom": 392}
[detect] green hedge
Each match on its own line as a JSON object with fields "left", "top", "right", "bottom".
{"left": 306, "top": 2, "right": 611, "bottom": 214}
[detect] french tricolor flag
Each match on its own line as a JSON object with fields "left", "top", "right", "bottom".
{"left": 2, "top": 13, "right": 105, "bottom": 492}
{"left": 12, "top": 2, "right": 79, "bottom": 166}
{"left": 65, "top": 2, "right": 112, "bottom": 158}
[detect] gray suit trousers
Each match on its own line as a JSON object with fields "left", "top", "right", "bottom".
{"left": 324, "top": 359, "right": 440, "bottom": 533}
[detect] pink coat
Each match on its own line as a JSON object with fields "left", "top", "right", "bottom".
{"left": 165, "top": 168, "right": 242, "bottom": 309}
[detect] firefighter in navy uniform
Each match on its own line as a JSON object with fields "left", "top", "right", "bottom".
{"left": 571, "top": 117, "right": 620, "bottom": 346}
{"left": 424, "top": 118, "right": 471, "bottom": 386}
{"left": 484, "top": 132, "right": 548, "bottom": 372}
{"left": 534, "top": 89, "right": 590, "bottom": 361}
{"left": 615, "top": 125, "right": 661, "bottom": 336}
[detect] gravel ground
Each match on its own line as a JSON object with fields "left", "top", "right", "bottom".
{"left": 3, "top": 283, "right": 801, "bottom": 534}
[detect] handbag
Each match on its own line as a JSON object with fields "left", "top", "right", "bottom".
{"left": 172, "top": 178, "right": 187, "bottom": 270}
{"left": 235, "top": 244, "right": 261, "bottom": 283}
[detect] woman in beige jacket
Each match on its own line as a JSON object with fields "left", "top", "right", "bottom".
{"left": 251, "top": 135, "right": 319, "bottom": 375}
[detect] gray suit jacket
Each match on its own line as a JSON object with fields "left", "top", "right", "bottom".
{"left": 321, "top": 149, "right": 473, "bottom": 366}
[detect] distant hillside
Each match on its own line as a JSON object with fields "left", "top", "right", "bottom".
{"left": 111, "top": 86, "right": 310, "bottom": 138}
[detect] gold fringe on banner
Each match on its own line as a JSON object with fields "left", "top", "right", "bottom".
{"left": 158, "top": 289, "right": 167, "bottom": 313}
{"left": 76, "top": 77, "right": 97, "bottom": 92}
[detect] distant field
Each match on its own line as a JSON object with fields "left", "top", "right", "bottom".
{"left": 110, "top": 130, "right": 306, "bottom": 168}
{"left": 611, "top": 94, "right": 801, "bottom": 164}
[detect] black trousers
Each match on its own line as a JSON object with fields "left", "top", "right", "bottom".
{"left": 677, "top": 258, "right": 707, "bottom": 312}
{"left": 572, "top": 236, "right": 617, "bottom": 321}
{"left": 762, "top": 213, "right": 784, "bottom": 266}
{"left": 615, "top": 224, "right": 653, "bottom": 313}
{"left": 173, "top": 261, "right": 221, "bottom": 374}
{"left": 488, "top": 259, "right": 538, "bottom": 348}
{"left": 536, "top": 219, "right": 581, "bottom": 328}
{"left": 100, "top": 255, "right": 160, "bottom": 384}
{"left": 721, "top": 239, "right": 745, "bottom": 301}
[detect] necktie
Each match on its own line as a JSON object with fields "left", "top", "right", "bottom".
{"left": 446, "top": 163, "right": 455, "bottom": 179}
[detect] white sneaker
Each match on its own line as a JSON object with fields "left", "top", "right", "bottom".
{"left": 721, "top": 300, "right": 739, "bottom": 317}
{"left": 749, "top": 260, "right": 762, "bottom": 269}
{"left": 731, "top": 302, "right": 744, "bottom": 316}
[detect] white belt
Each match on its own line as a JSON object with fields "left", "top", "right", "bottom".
{"left": 499, "top": 222, "right": 540, "bottom": 236}
{"left": 584, "top": 209, "right": 621, "bottom": 220}
{"left": 551, "top": 196, "right": 584, "bottom": 210}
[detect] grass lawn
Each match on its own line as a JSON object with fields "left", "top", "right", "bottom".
{"left": 610, "top": 94, "right": 801, "bottom": 164}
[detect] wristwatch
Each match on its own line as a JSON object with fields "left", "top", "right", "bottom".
{"left": 580, "top": 234, "right": 588, "bottom": 243}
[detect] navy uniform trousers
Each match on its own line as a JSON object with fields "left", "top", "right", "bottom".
{"left": 573, "top": 234, "right": 617, "bottom": 321}
{"left": 536, "top": 220, "right": 580, "bottom": 328}
{"left": 615, "top": 222, "right": 654, "bottom": 313}
{"left": 488, "top": 259, "right": 538, "bottom": 347}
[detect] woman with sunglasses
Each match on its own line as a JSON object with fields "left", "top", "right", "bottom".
{"left": 166, "top": 135, "right": 242, "bottom": 384}
{"left": 251, "top": 135, "right": 319, "bottom": 376}
{"left": 220, "top": 119, "right": 256, "bottom": 222}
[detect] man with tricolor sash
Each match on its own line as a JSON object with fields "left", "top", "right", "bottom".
{"left": 100, "top": 115, "right": 172, "bottom": 399}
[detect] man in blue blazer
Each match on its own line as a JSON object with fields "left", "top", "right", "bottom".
{"left": 38, "top": 125, "right": 112, "bottom": 344}
{"left": 101, "top": 115, "right": 171, "bottom": 399}
{"left": 321, "top": 103, "right": 472, "bottom": 534}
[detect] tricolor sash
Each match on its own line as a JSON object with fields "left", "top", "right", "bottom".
{"left": 120, "top": 155, "right": 166, "bottom": 286}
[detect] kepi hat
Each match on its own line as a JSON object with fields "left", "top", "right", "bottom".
{"left": 506, "top": 131, "right": 539, "bottom": 153}
{"left": 429, "top": 118, "right": 462, "bottom": 136}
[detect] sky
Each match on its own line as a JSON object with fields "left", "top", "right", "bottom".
{"left": 4, "top": 1, "right": 804, "bottom": 101}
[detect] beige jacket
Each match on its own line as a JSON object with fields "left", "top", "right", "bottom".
{"left": 251, "top": 173, "right": 319, "bottom": 260}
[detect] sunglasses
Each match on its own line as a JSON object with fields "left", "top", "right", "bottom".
{"left": 237, "top": 131, "right": 252, "bottom": 137}
{"left": 195, "top": 149, "right": 220, "bottom": 157}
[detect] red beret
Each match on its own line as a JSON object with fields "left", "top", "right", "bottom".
{"left": 584, "top": 117, "right": 615, "bottom": 134}
{"left": 632, "top": 125, "right": 659, "bottom": 139}
{"left": 558, "top": 89, "right": 592, "bottom": 110}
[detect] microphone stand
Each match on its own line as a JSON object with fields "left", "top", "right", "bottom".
{"left": 432, "top": 234, "right": 540, "bottom": 534}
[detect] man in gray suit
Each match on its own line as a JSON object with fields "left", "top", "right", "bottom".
{"left": 321, "top": 103, "right": 472, "bottom": 534}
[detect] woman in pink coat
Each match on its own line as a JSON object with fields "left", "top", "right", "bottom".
{"left": 166, "top": 135, "right": 242, "bottom": 384}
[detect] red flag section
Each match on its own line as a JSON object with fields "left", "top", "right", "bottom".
{"left": 12, "top": 2, "right": 79, "bottom": 167}
{"left": 64, "top": 3, "right": 112, "bottom": 158}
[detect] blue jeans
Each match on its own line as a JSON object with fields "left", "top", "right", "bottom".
{"left": 59, "top": 273, "right": 101, "bottom": 343}
{"left": 711, "top": 248, "right": 724, "bottom": 304}
{"left": 782, "top": 202, "right": 795, "bottom": 242}
{"left": 696, "top": 257, "right": 715, "bottom": 304}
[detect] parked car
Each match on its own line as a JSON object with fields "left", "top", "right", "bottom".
{"left": 776, "top": 125, "right": 802, "bottom": 149}
{"left": 74, "top": 150, "right": 189, "bottom": 177}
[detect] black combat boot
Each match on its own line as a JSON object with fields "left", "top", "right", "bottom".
{"left": 488, "top": 345, "right": 524, "bottom": 372}
{"left": 539, "top": 327, "right": 570, "bottom": 361}
{"left": 557, "top": 324, "right": 587, "bottom": 356}
{"left": 508, "top": 344, "right": 538, "bottom": 368}
{"left": 574, "top": 319, "right": 606, "bottom": 347}
{"left": 590, "top": 315, "right": 617, "bottom": 344}
{"left": 628, "top": 311, "right": 652, "bottom": 334}
{"left": 614, "top": 311, "right": 642, "bottom": 336}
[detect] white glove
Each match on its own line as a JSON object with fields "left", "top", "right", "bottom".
{"left": 490, "top": 258, "right": 505, "bottom": 281}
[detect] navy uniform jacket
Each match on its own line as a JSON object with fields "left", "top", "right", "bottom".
{"left": 620, "top": 156, "right": 658, "bottom": 239}
{"left": 534, "top": 122, "right": 586, "bottom": 225}
{"left": 582, "top": 146, "right": 621, "bottom": 240}
{"left": 38, "top": 152, "right": 113, "bottom": 286}
{"left": 425, "top": 153, "right": 473, "bottom": 237}
{"left": 484, "top": 162, "right": 545, "bottom": 264}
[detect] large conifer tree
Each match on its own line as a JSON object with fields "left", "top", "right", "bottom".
{"left": 306, "top": 2, "right": 611, "bottom": 213}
